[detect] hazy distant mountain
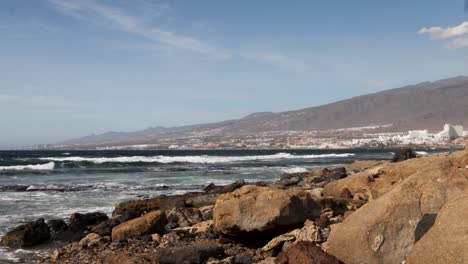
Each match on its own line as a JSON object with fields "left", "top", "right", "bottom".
{"left": 61, "top": 76, "right": 468, "bottom": 146}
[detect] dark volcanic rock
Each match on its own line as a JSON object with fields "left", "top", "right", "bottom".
{"left": 156, "top": 243, "right": 225, "bottom": 264}
{"left": 275, "top": 241, "right": 342, "bottom": 264}
{"left": 0, "top": 218, "right": 50, "bottom": 248}
{"left": 69, "top": 212, "right": 108, "bottom": 227}
{"left": 391, "top": 148, "right": 417, "bottom": 163}
{"left": 203, "top": 180, "right": 246, "bottom": 194}
{"left": 91, "top": 218, "right": 121, "bottom": 237}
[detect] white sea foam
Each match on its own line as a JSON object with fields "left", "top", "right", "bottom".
{"left": 39, "top": 153, "right": 355, "bottom": 164}
{"left": 0, "top": 162, "right": 55, "bottom": 171}
{"left": 415, "top": 151, "right": 429, "bottom": 156}
{"left": 281, "top": 166, "right": 309, "bottom": 174}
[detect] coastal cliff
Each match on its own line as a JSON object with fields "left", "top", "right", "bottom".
{"left": 2, "top": 150, "right": 467, "bottom": 263}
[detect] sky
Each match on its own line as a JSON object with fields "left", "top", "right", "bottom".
{"left": 0, "top": 0, "right": 467, "bottom": 149}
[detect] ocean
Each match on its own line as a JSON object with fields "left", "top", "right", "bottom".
{"left": 0, "top": 148, "right": 440, "bottom": 262}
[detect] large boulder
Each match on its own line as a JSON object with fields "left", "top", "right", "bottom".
{"left": 0, "top": 218, "right": 50, "bottom": 248}
{"left": 325, "top": 152, "right": 468, "bottom": 264}
{"left": 276, "top": 241, "right": 342, "bottom": 264}
{"left": 213, "top": 186, "right": 321, "bottom": 235}
{"left": 405, "top": 191, "right": 468, "bottom": 264}
{"left": 111, "top": 210, "right": 168, "bottom": 241}
{"left": 69, "top": 212, "right": 108, "bottom": 227}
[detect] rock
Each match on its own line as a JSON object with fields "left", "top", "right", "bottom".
{"left": 213, "top": 186, "right": 321, "bottom": 235}
{"left": 339, "top": 188, "right": 353, "bottom": 199}
{"left": 69, "top": 212, "right": 108, "bottom": 227}
{"left": 90, "top": 218, "right": 121, "bottom": 236}
{"left": 111, "top": 210, "right": 168, "bottom": 242}
{"left": 185, "top": 193, "right": 218, "bottom": 208}
{"left": 112, "top": 195, "right": 186, "bottom": 218}
{"left": 78, "top": 233, "right": 100, "bottom": 247}
{"left": 156, "top": 243, "right": 224, "bottom": 264}
{"left": 325, "top": 152, "right": 468, "bottom": 264}
{"left": 174, "top": 220, "right": 214, "bottom": 234}
{"left": 235, "top": 254, "right": 254, "bottom": 264}
{"left": 203, "top": 180, "right": 246, "bottom": 194}
{"left": 405, "top": 191, "right": 468, "bottom": 264}
{"left": 276, "top": 241, "right": 342, "bottom": 264}
{"left": 391, "top": 148, "right": 416, "bottom": 163}
{"left": 151, "top": 233, "right": 162, "bottom": 242}
{"left": 200, "top": 205, "right": 214, "bottom": 221}
{"left": 0, "top": 218, "right": 50, "bottom": 248}
{"left": 47, "top": 219, "right": 68, "bottom": 240}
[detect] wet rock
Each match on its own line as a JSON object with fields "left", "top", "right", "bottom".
{"left": 47, "top": 219, "right": 68, "bottom": 239}
{"left": 0, "top": 218, "right": 50, "bottom": 248}
{"left": 156, "top": 243, "right": 225, "bottom": 264}
{"left": 90, "top": 218, "right": 121, "bottom": 236}
{"left": 112, "top": 210, "right": 168, "bottom": 242}
{"left": 391, "top": 148, "right": 416, "bottom": 163}
{"left": 69, "top": 212, "right": 108, "bottom": 227}
{"left": 276, "top": 241, "right": 342, "bottom": 264}
{"left": 213, "top": 186, "right": 321, "bottom": 235}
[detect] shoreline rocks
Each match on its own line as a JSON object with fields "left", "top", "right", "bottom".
{"left": 1, "top": 148, "right": 466, "bottom": 264}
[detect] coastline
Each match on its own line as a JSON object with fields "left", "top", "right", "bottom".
{"left": 1, "top": 149, "right": 467, "bottom": 263}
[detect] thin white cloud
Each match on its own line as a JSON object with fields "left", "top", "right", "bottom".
{"left": 48, "top": 0, "right": 310, "bottom": 71}
{"left": 419, "top": 21, "right": 468, "bottom": 49}
{"left": 48, "top": 0, "right": 231, "bottom": 59}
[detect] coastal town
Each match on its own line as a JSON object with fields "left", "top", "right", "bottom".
{"left": 29, "top": 124, "right": 468, "bottom": 150}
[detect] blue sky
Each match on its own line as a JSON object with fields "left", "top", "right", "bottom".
{"left": 0, "top": 0, "right": 467, "bottom": 149}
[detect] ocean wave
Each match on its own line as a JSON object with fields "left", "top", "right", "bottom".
{"left": 280, "top": 166, "right": 309, "bottom": 174}
{"left": 0, "top": 162, "right": 55, "bottom": 171}
{"left": 415, "top": 151, "right": 429, "bottom": 156}
{"left": 38, "top": 153, "right": 355, "bottom": 164}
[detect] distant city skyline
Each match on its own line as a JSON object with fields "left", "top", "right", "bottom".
{"left": 0, "top": 0, "right": 467, "bottom": 149}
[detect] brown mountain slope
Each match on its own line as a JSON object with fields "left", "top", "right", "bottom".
{"left": 62, "top": 76, "right": 468, "bottom": 145}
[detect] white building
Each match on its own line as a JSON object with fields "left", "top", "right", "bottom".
{"left": 436, "top": 124, "right": 464, "bottom": 139}
{"left": 408, "top": 130, "right": 429, "bottom": 138}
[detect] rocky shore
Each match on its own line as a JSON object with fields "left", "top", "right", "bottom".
{"left": 1, "top": 149, "right": 467, "bottom": 264}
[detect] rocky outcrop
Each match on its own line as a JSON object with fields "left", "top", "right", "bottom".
{"left": 325, "top": 151, "right": 468, "bottom": 264}
{"left": 111, "top": 210, "right": 168, "bottom": 242}
{"left": 203, "top": 179, "right": 246, "bottom": 194}
{"left": 213, "top": 186, "right": 321, "bottom": 235}
{"left": 405, "top": 191, "right": 468, "bottom": 264}
{"left": 0, "top": 218, "right": 50, "bottom": 248}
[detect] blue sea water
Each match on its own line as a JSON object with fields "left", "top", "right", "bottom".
{"left": 0, "top": 148, "right": 445, "bottom": 262}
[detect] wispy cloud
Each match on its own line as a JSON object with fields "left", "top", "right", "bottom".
{"left": 48, "top": 0, "right": 231, "bottom": 59}
{"left": 419, "top": 21, "right": 468, "bottom": 48}
{"left": 48, "top": 0, "right": 310, "bottom": 71}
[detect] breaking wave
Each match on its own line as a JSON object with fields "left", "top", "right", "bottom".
{"left": 0, "top": 162, "right": 55, "bottom": 171}
{"left": 38, "top": 153, "right": 355, "bottom": 164}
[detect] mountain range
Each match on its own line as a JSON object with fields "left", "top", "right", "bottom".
{"left": 59, "top": 76, "right": 468, "bottom": 147}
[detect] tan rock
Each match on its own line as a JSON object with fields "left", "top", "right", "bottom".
{"left": 111, "top": 211, "right": 167, "bottom": 242}
{"left": 325, "top": 152, "right": 468, "bottom": 264}
{"left": 79, "top": 233, "right": 100, "bottom": 247}
{"left": 173, "top": 220, "right": 213, "bottom": 234}
{"left": 405, "top": 191, "right": 468, "bottom": 264}
{"left": 213, "top": 186, "right": 321, "bottom": 235}
{"left": 151, "top": 233, "right": 162, "bottom": 243}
